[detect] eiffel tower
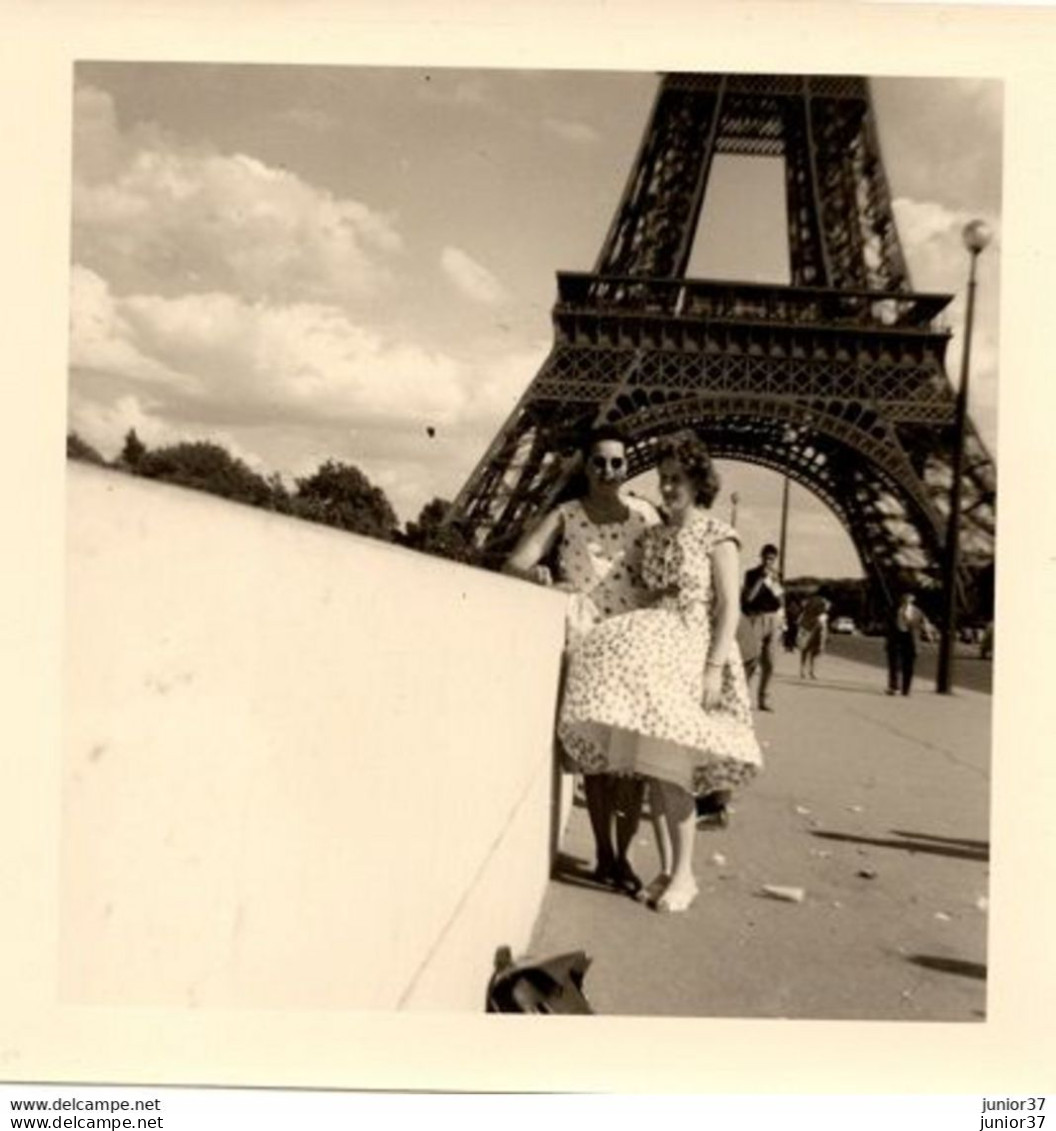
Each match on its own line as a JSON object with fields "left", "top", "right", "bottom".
{"left": 448, "top": 73, "right": 996, "bottom": 612}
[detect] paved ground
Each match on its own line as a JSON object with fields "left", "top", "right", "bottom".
{"left": 825, "top": 632, "right": 993, "bottom": 695}
{"left": 530, "top": 649, "right": 991, "bottom": 1020}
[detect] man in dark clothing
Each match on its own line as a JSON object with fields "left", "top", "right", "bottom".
{"left": 741, "top": 543, "right": 784, "bottom": 712}
{"left": 885, "top": 591, "right": 934, "bottom": 696}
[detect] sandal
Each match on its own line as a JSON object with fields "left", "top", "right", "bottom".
{"left": 636, "top": 872, "right": 672, "bottom": 907}
{"left": 655, "top": 881, "right": 699, "bottom": 914}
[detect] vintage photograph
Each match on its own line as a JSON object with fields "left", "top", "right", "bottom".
{"left": 62, "top": 62, "right": 999, "bottom": 1021}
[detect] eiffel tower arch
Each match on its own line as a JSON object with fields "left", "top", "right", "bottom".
{"left": 449, "top": 73, "right": 996, "bottom": 614}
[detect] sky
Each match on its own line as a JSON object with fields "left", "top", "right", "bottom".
{"left": 67, "top": 65, "right": 1002, "bottom": 578}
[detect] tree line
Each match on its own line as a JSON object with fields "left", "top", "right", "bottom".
{"left": 66, "top": 429, "right": 479, "bottom": 564}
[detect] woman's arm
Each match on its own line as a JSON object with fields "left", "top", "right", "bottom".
{"left": 503, "top": 508, "right": 563, "bottom": 583}
{"left": 706, "top": 539, "right": 741, "bottom": 668}
{"left": 701, "top": 539, "right": 740, "bottom": 709}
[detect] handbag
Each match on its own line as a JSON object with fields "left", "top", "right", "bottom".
{"left": 486, "top": 946, "right": 595, "bottom": 1013}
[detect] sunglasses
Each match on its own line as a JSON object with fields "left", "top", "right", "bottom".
{"left": 591, "top": 455, "right": 625, "bottom": 472}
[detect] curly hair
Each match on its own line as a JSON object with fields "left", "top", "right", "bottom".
{"left": 656, "top": 431, "right": 721, "bottom": 506}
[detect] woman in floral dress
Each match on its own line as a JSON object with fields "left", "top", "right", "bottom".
{"left": 558, "top": 432, "right": 762, "bottom": 913}
{"left": 505, "top": 427, "right": 662, "bottom": 893}
{"left": 797, "top": 592, "right": 831, "bottom": 679}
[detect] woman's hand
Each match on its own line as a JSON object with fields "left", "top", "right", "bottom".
{"left": 703, "top": 664, "right": 723, "bottom": 709}
{"left": 504, "top": 509, "right": 562, "bottom": 584}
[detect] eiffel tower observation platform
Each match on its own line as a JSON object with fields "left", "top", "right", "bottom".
{"left": 550, "top": 271, "right": 957, "bottom": 432}
{"left": 555, "top": 271, "right": 952, "bottom": 332}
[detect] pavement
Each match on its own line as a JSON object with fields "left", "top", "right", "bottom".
{"left": 529, "top": 647, "right": 991, "bottom": 1020}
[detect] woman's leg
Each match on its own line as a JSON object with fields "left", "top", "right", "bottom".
{"left": 638, "top": 779, "right": 673, "bottom": 903}
{"left": 610, "top": 775, "right": 645, "bottom": 893}
{"left": 886, "top": 640, "right": 899, "bottom": 693}
{"left": 653, "top": 779, "right": 699, "bottom": 911}
{"left": 583, "top": 773, "right": 616, "bottom": 878}
{"left": 902, "top": 639, "right": 916, "bottom": 695}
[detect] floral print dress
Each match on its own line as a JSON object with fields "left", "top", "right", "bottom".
{"left": 554, "top": 496, "right": 659, "bottom": 647}
{"left": 558, "top": 508, "right": 763, "bottom": 796}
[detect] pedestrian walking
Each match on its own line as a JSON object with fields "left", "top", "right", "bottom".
{"left": 741, "top": 543, "right": 785, "bottom": 711}
{"left": 797, "top": 592, "right": 830, "bottom": 679}
{"left": 782, "top": 595, "right": 801, "bottom": 653}
{"left": 885, "top": 591, "right": 934, "bottom": 696}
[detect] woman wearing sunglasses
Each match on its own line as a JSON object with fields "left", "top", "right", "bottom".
{"left": 558, "top": 431, "right": 762, "bottom": 913}
{"left": 505, "top": 426, "right": 662, "bottom": 895}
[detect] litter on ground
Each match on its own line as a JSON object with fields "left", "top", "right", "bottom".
{"left": 760, "top": 884, "right": 806, "bottom": 903}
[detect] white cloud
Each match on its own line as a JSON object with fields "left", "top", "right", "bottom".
{"left": 67, "top": 389, "right": 267, "bottom": 472}
{"left": 72, "top": 83, "right": 402, "bottom": 305}
{"left": 543, "top": 118, "right": 601, "bottom": 145}
{"left": 69, "top": 269, "right": 472, "bottom": 428}
{"left": 69, "top": 265, "right": 189, "bottom": 390}
{"left": 465, "top": 343, "right": 546, "bottom": 419}
{"left": 893, "top": 197, "right": 1001, "bottom": 290}
{"left": 67, "top": 273, "right": 546, "bottom": 523}
{"left": 893, "top": 197, "right": 1000, "bottom": 451}
{"left": 440, "top": 246, "right": 508, "bottom": 306}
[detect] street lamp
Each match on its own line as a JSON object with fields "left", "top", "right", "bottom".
{"left": 778, "top": 475, "right": 791, "bottom": 580}
{"left": 730, "top": 490, "right": 739, "bottom": 528}
{"left": 936, "top": 218, "right": 992, "bottom": 694}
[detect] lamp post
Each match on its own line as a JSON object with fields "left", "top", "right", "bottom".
{"left": 730, "top": 491, "right": 739, "bottom": 528}
{"left": 936, "top": 219, "right": 991, "bottom": 694}
{"left": 778, "top": 475, "right": 791, "bottom": 579}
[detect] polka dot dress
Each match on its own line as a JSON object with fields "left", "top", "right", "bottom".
{"left": 558, "top": 509, "right": 763, "bottom": 796}
{"left": 555, "top": 497, "right": 659, "bottom": 646}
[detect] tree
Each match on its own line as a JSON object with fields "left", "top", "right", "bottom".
{"left": 264, "top": 472, "right": 293, "bottom": 514}
{"left": 137, "top": 440, "right": 275, "bottom": 507}
{"left": 66, "top": 432, "right": 106, "bottom": 465}
{"left": 120, "top": 428, "right": 147, "bottom": 470}
{"left": 293, "top": 459, "right": 398, "bottom": 541}
{"left": 402, "top": 497, "right": 479, "bottom": 564}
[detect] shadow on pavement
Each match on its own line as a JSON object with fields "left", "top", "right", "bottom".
{"left": 777, "top": 677, "right": 887, "bottom": 696}
{"left": 891, "top": 830, "right": 990, "bottom": 852}
{"left": 907, "top": 954, "right": 987, "bottom": 980}
{"left": 810, "top": 829, "right": 990, "bottom": 862}
{"left": 551, "top": 851, "right": 618, "bottom": 894}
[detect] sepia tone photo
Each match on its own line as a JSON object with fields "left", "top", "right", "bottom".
{"left": 61, "top": 61, "right": 1000, "bottom": 1025}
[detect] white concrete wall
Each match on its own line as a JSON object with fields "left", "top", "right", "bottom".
{"left": 60, "top": 463, "right": 566, "bottom": 1012}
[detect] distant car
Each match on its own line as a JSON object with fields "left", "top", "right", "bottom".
{"left": 830, "top": 616, "right": 856, "bottom": 634}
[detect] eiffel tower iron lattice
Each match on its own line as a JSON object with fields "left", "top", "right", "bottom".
{"left": 448, "top": 73, "right": 996, "bottom": 613}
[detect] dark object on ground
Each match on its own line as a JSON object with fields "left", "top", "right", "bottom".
{"left": 486, "top": 946, "right": 596, "bottom": 1013}
{"left": 695, "top": 790, "right": 731, "bottom": 828}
